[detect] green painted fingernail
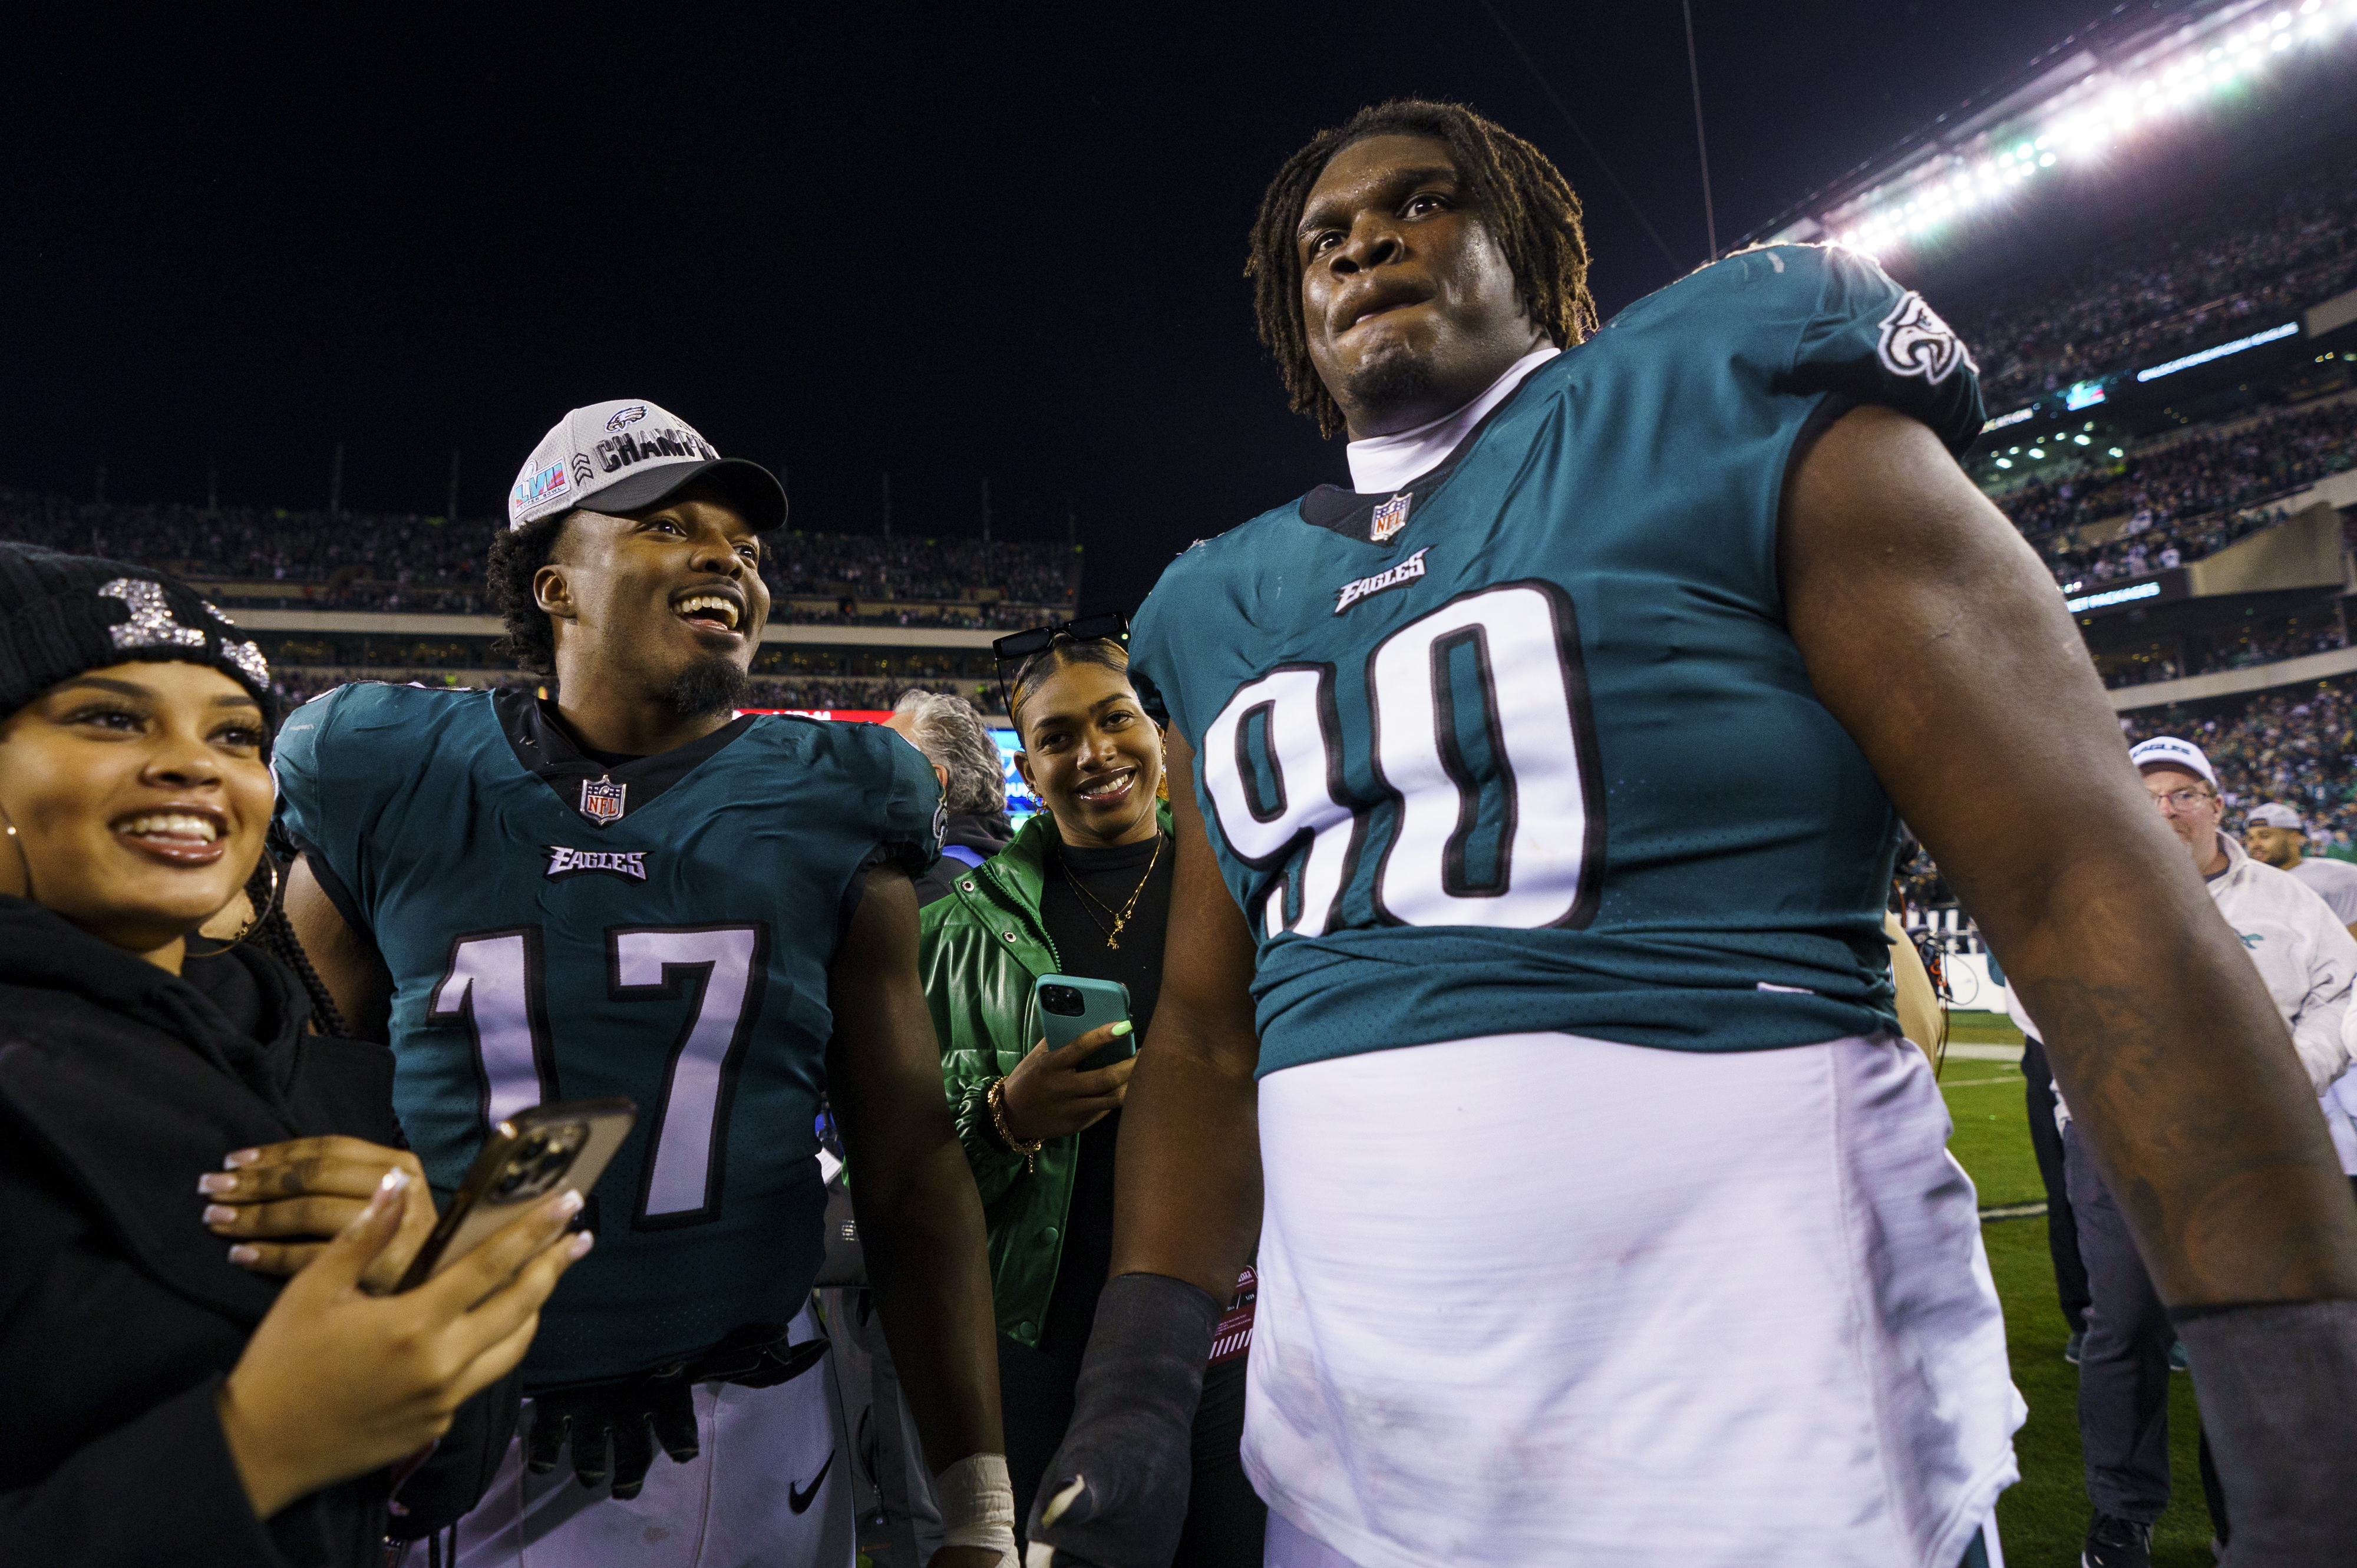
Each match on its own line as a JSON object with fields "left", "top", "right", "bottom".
{"left": 1111, "top": 1021, "right": 1133, "bottom": 1036}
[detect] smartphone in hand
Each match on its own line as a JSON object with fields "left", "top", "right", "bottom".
{"left": 395, "top": 1098, "right": 635, "bottom": 1292}
{"left": 1035, "top": 974, "right": 1134, "bottom": 1070}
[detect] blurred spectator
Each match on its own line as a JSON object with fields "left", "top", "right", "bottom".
{"left": 2245, "top": 801, "right": 2357, "bottom": 934}
{"left": 887, "top": 689, "right": 1015, "bottom": 906}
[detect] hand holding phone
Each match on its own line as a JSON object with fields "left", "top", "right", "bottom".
{"left": 997, "top": 977, "right": 1137, "bottom": 1147}
{"left": 394, "top": 1098, "right": 635, "bottom": 1293}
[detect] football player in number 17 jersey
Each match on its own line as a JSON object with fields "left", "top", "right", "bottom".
{"left": 275, "top": 401, "right": 1011, "bottom": 1568}
{"left": 1022, "top": 103, "right": 2357, "bottom": 1568}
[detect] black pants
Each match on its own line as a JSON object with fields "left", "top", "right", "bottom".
{"left": 2022, "top": 1036, "right": 2091, "bottom": 1332}
{"left": 2065, "top": 1121, "right": 2177, "bottom": 1522}
{"left": 999, "top": 1333, "right": 1266, "bottom": 1567}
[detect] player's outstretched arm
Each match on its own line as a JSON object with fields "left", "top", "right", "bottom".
{"left": 823, "top": 865, "right": 1008, "bottom": 1566}
{"left": 1785, "top": 402, "right": 2357, "bottom": 1558}
{"left": 284, "top": 856, "right": 394, "bottom": 1041}
{"left": 1024, "top": 732, "right": 1263, "bottom": 1567}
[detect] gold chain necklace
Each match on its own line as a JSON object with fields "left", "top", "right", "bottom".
{"left": 1059, "top": 833, "right": 1164, "bottom": 950}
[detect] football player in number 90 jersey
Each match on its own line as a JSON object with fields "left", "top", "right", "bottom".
{"left": 275, "top": 401, "right": 1011, "bottom": 1568}
{"left": 1021, "top": 103, "right": 2357, "bottom": 1568}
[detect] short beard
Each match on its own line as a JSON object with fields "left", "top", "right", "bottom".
{"left": 662, "top": 656, "right": 750, "bottom": 721}
{"left": 1338, "top": 342, "right": 1437, "bottom": 430}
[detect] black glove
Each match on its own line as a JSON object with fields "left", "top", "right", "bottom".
{"left": 2174, "top": 1299, "right": 2357, "bottom": 1566}
{"left": 523, "top": 1325, "right": 829, "bottom": 1499}
{"left": 524, "top": 1368, "right": 701, "bottom": 1500}
{"left": 1025, "top": 1272, "right": 1223, "bottom": 1568}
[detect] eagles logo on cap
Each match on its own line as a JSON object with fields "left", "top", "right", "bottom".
{"left": 2128, "top": 735, "right": 2216, "bottom": 787}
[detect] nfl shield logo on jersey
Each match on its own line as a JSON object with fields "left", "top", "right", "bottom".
{"left": 1369, "top": 493, "right": 1412, "bottom": 543}
{"left": 578, "top": 775, "right": 628, "bottom": 825}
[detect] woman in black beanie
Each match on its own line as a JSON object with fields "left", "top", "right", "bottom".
{"left": 0, "top": 544, "right": 590, "bottom": 1566}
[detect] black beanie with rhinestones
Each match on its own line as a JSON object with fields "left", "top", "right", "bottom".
{"left": 0, "top": 543, "right": 279, "bottom": 744}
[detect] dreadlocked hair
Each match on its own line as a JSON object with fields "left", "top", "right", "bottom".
{"left": 241, "top": 853, "right": 351, "bottom": 1038}
{"left": 1245, "top": 99, "right": 1600, "bottom": 438}
{"left": 486, "top": 511, "right": 569, "bottom": 676}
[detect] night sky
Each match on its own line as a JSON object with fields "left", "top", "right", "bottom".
{"left": 1, "top": 2, "right": 2209, "bottom": 612}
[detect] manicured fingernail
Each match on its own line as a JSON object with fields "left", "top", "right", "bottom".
{"left": 203, "top": 1205, "right": 237, "bottom": 1226}
{"left": 227, "top": 1245, "right": 260, "bottom": 1265}
{"left": 222, "top": 1149, "right": 260, "bottom": 1168}
{"left": 567, "top": 1231, "right": 595, "bottom": 1259}
{"left": 550, "top": 1189, "right": 585, "bottom": 1220}
{"left": 378, "top": 1168, "right": 411, "bottom": 1194}
{"left": 197, "top": 1173, "right": 237, "bottom": 1195}
{"left": 1110, "top": 1021, "right": 1133, "bottom": 1036}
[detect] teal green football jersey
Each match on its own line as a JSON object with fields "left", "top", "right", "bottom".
{"left": 273, "top": 684, "right": 942, "bottom": 1383}
{"left": 1127, "top": 244, "right": 1981, "bottom": 1077}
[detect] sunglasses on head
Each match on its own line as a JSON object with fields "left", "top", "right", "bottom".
{"left": 991, "top": 612, "right": 1130, "bottom": 717}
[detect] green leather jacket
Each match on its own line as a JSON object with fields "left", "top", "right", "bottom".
{"left": 918, "top": 806, "right": 1170, "bottom": 1348}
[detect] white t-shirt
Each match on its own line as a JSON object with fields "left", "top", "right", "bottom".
{"left": 1343, "top": 346, "right": 1560, "bottom": 494}
{"left": 2293, "top": 854, "right": 2357, "bottom": 925}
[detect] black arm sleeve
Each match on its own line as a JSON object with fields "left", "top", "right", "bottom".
{"left": 0, "top": 1375, "right": 287, "bottom": 1568}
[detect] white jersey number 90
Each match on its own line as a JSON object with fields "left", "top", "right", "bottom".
{"left": 1200, "top": 582, "right": 1602, "bottom": 938}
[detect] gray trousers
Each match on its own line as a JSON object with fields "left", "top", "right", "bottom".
{"left": 2064, "top": 1121, "right": 2177, "bottom": 1521}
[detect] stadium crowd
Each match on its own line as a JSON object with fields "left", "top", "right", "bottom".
{"left": 0, "top": 490, "right": 1077, "bottom": 618}
{"left": 1960, "top": 151, "right": 2357, "bottom": 409}
{"left": 1987, "top": 397, "right": 2357, "bottom": 588}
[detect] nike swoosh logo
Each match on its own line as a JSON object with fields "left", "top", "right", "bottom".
{"left": 788, "top": 1448, "right": 836, "bottom": 1514}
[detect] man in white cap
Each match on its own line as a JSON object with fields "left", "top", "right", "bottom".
{"left": 273, "top": 400, "right": 1014, "bottom": 1567}
{"left": 2050, "top": 736, "right": 2356, "bottom": 1562}
{"left": 2246, "top": 801, "right": 2357, "bottom": 937}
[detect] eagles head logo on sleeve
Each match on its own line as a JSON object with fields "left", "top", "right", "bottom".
{"left": 1875, "top": 292, "right": 1977, "bottom": 386}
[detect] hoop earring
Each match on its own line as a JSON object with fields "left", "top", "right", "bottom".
{"left": 212, "top": 854, "right": 283, "bottom": 954}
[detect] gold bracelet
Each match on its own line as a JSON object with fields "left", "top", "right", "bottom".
{"left": 986, "top": 1076, "right": 1043, "bottom": 1174}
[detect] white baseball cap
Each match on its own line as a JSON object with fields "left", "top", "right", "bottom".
{"left": 2248, "top": 803, "right": 2306, "bottom": 833}
{"left": 507, "top": 398, "right": 787, "bottom": 532}
{"left": 2128, "top": 735, "right": 2216, "bottom": 787}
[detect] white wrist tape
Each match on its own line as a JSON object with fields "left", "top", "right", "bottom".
{"left": 935, "top": 1451, "right": 1018, "bottom": 1564}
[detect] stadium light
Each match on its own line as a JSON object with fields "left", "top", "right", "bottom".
{"left": 1804, "top": 0, "right": 2356, "bottom": 260}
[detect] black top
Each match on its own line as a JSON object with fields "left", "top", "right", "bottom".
{"left": 0, "top": 899, "right": 516, "bottom": 1565}
{"left": 1034, "top": 828, "right": 1174, "bottom": 1356}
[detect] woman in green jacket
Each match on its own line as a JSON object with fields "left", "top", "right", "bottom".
{"left": 919, "top": 632, "right": 1263, "bottom": 1566}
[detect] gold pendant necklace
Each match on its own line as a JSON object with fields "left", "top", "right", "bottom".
{"left": 1061, "top": 834, "right": 1164, "bottom": 950}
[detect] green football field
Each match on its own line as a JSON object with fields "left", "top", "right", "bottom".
{"left": 1940, "top": 1013, "right": 2216, "bottom": 1566}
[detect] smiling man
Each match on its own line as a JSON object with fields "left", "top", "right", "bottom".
{"left": 271, "top": 401, "right": 1010, "bottom": 1568}
{"left": 1020, "top": 102, "right": 2357, "bottom": 1568}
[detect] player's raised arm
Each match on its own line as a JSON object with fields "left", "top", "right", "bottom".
{"left": 1782, "top": 400, "right": 2357, "bottom": 1551}
{"left": 824, "top": 863, "right": 1011, "bottom": 1568}
{"left": 1022, "top": 729, "right": 1263, "bottom": 1563}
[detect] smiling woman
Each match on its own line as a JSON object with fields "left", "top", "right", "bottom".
{"left": 0, "top": 544, "right": 585, "bottom": 1566}
{"left": 917, "top": 632, "right": 1267, "bottom": 1563}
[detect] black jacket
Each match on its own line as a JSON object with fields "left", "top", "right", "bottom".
{"left": 912, "top": 808, "right": 1015, "bottom": 906}
{"left": 0, "top": 899, "right": 515, "bottom": 1566}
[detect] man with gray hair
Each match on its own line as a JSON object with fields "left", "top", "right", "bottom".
{"left": 887, "top": 689, "right": 1014, "bottom": 905}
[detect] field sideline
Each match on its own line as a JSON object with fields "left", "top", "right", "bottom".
{"left": 1940, "top": 1012, "right": 2215, "bottom": 1566}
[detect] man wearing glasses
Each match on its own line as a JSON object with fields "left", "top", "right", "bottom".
{"left": 2051, "top": 736, "right": 2356, "bottom": 1557}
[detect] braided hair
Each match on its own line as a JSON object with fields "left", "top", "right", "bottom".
{"left": 240, "top": 853, "right": 350, "bottom": 1038}
{"left": 1244, "top": 99, "right": 1600, "bottom": 438}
